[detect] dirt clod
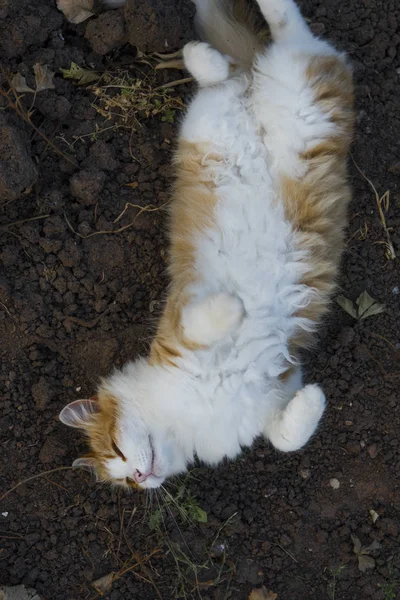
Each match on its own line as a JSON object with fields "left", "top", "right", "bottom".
{"left": 124, "top": 0, "right": 195, "bottom": 53}
{"left": 70, "top": 168, "right": 106, "bottom": 205}
{"left": 0, "top": 119, "right": 37, "bottom": 202}
{"left": 85, "top": 10, "right": 126, "bottom": 55}
{"left": 39, "top": 434, "right": 68, "bottom": 464}
{"left": 31, "top": 377, "right": 52, "bottom": 410}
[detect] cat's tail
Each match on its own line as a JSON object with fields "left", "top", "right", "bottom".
{"left": 193, "top": 0, "right": 268, "bottom": 67}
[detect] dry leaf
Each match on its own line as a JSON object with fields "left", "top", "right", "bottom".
{"left": 125, "top": 181, "right": 139, "bottom": 188}
{"left": 363, "top": 540, "right": 380, "bottom": 553}
{"left": 358, "top": 554, "right": 375, "bottom": 573}
{"left": 249, "top": 587, "right": 278, "bottom": 600}
{"left": 33, "top": 64, "right": 55, "bottom": 92}
{"left": 351, "top": 534, "right": 380, "bottom": 572}
{"left": 92, "top": 572, "right": 115, "bottom": 594}
{"left": 369, "top": 509, "right": 379, "bottom": 524}
{"left": 57, "top": 0, "right": 94, "bottom": 24}
{"left": 11, "top": 73, "right": 35, "bottom": 93}
{"left": 351, "top": 534, "right": 363, "bottom": 555}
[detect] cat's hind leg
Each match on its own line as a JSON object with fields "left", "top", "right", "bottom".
{"left": 256, "top": 0, "right": 314, "bottom": 45}
{"left": 183, "top": 42, "right": 230, "bottom": 87}
{"left": 264, "top": 384, "right": 326, "bottom": 452}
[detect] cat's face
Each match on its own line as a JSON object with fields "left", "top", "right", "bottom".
{"left": 59, "top": 384, "right": 187, "bottom": 490}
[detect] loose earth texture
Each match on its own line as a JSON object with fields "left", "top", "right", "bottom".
{"left": 1, "top": 1, "right": 399, "bottom": 599}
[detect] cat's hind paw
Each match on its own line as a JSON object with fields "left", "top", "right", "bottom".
{"left": 183, "top": 42, "right": 230, "bottom": 87}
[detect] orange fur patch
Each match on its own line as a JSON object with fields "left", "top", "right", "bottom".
{"left": 149, "top": 140, "right": 222, "bottom": 365}
{"left": 78, "top": 390, "right": 122, "bottom": 482}
{"left": 281, "top": 54, "right": 354, "bottom": 364}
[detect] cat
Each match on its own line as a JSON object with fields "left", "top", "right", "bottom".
{"left": 60, "top": 0, "right": 354, "bottom": 490}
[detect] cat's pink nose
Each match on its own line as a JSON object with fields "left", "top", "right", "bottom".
{"left": 134, "top": 470, "right": 149, "bottom": 483}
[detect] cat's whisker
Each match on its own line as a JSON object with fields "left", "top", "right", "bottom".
{"left": 155, "top": 489, "right": 169, "bottom": 535}
{"left": 159, "top": 490, "right": 195, "bottom": 561}
{"left": 161, "top": 485, "right": 196, "bottom": 528}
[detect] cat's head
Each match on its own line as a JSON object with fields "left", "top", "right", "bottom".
{"left": 59, "top": 360, "right": 188, "bottom": 489}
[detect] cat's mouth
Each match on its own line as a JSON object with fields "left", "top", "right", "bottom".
{"left": 148, "top": 435, "right": 160, "bottom": 478}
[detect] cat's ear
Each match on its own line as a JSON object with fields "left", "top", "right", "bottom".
{"left": 59, "top": 398, "right": 100, "bottom": 429}
{"left": 72, "top": 456, "right": 97, "bottom": 471}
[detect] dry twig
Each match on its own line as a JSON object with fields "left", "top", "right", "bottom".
{"left": 1, "top": 466, "right": 73, "bottom": 502}
{"left": 352, "top": 155, "right": 396, "bottom": 259}
{"left": 0, "top": 67, "right": 78, "bottom": 168}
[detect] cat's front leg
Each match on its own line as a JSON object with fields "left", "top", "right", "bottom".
{"left": 181, "top": 292, "right": 244, "bottom": 347}
{"left": 264, "top": 384, "right": 326, "bottom": 451}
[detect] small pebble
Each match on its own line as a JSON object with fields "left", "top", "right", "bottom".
{"left": 330, "top": 478, "right": 340, "bottom": 489}
{"left": 299, "top": 468, "right": 311, "bottom": 480}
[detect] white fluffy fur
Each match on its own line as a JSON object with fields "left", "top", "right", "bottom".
{"left": 182, "top": 292, "right": 244, "bottom": 346}
{"left": 63, "top": 0, "right": 348, "bottom": 489}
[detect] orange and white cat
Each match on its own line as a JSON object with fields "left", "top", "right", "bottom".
{"left": 60, "top": 0, "right": 354, "bottom": 489}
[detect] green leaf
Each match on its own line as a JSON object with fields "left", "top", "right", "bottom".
{"left": 361, "top": 303, "right": 385, "bottom": 319}
{"left": 189, "top": 504, "right": 208, "bottom": 523}
{"left": 60, "top": 62, "right": 100, "bottom": 85}
{"left": 148, "top": 508, "right": 163, "bottom": 531}
{"left": 175, "top": 484, "right": 186, "bottom": 501}
{"left": 356, "top": 290, "right": 374, "bottom": 309}
{"left": 356, "top": 291, "right": 385, "bottom": 320}
{"left": 336, "top": 295, "right": 358, "bottom": 319}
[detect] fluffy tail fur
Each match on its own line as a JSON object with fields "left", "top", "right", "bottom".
{"left": 103, "top": 0, "right": 269, "bottom": 67}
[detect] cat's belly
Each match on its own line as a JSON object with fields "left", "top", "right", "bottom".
{"left": 189, "top": 143, "right": 311, "bottom": 383}
{"left": 181, "top": 76, "right": 313, "bottom": 383}
{"left": 193, "top": 153, "right": 297, "bottom": 314}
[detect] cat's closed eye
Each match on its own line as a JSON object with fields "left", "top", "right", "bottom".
{"left": 112, "top": 440, "right": 126, "bottom": 461}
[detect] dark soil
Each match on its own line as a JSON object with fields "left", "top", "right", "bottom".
{"left": 1, "top": 1, "right": 399, "bottom": 599}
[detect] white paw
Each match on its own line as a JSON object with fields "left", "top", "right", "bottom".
{"left": 183, "top": 41, "right": 230, "bottom": 86}
{"left": 288, "top": 384, "right": 326, "bottom": 423}
{"left": 267, "top": 384, "right": 326, "bottom": 452}
{"left": 182, "top": 292, "right": 244, "bottom": 346}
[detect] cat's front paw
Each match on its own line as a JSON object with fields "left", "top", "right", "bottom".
{"left": 183, "top": 42, "right": 230, "bottom": 87}
{"left": 267, "top": 384, "right": 326, "bottom": 452}
{"left": 290, "top": 384, "right": 326, "bottom": 423}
